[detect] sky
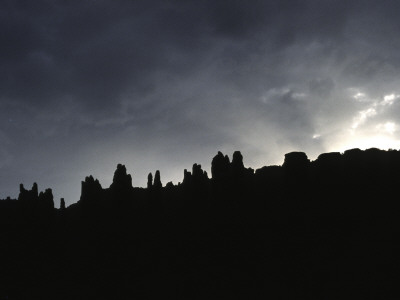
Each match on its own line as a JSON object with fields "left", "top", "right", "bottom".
{"left": 2, "top": 0, "right": 400, "bottom": 206}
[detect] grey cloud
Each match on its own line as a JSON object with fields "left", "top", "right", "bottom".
{"left": 2, "top": 0, "right": 400, "bottom": 204}
{"left": 309, "top": 78, "right": 335, "bottom": 96}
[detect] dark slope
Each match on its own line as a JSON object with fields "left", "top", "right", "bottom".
{"left": 1, "top": 148, "right": 399, "bottom": 299}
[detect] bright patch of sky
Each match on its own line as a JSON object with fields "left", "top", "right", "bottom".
{"left": 353, "top": 92, "right": 366, "bottom": 101}
{"left": 336, "top": 135, "right": 400, "bottom": 151}
{"left": 351, "top": 108, "right": 377, "bottom": 130}
{"left": 381, "top": 93, "right": 399, "bottom": 106}
{"left": 350, "top": 93, "right": 399, "bottom": 131}
{"left": 330, "top": 92, "right": 400, "bottom": 152}
{"left": 376, "top": 122, "right": 397, "bottom": 135}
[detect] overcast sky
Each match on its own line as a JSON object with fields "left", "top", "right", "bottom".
{"left": 2, "top": 0, "right": 400, "bottom": 206}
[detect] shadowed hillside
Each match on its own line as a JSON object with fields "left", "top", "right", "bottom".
{"left": 0, "top": 148, "right": 399, "bottom": 299}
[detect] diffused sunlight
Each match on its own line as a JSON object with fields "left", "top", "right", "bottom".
{"left": 335, "top": 134, "right": 400, "bottom": 152}
{"left": 329, "top": 91, "right": 400, "bottom": 152}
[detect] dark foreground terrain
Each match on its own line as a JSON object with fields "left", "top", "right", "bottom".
{"left": 0, "top": 148, "right": 399, "bottom": 299}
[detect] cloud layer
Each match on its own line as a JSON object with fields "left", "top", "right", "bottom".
{"left": 2, "top": 0, "right": 400, "bottom": 204}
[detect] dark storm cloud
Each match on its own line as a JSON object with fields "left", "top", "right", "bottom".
{"left": 2, "top": 0, "right": 400, "bottom": 204}
{"left": 0, "top": 1, "right": 349, "bottom": 107}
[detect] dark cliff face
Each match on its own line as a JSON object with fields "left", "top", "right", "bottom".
{"left": 211, "top": 151, "right": 231, "bottom": 180}
{"left": 5, "top": 147, "right": 400, "bottom": 212}
{"left": 80, "top": 175, "right": 103, "bottom": 203}
{"left": 315, "top": 151, "right": 342, "bottom": 166}
{"left": 283, "top": 151, "right": 310, "bottom": 171}
{"left": 110, "top": 164, "right": 132, "bottom": 191}
{"left": 1, "top": 148, "right": 400, "bottom": 299}
{"left": 147, "top": 172, "right": 153, "bottom": 189}
{"left": 232, "top": 150, "right": 244, "bottom": 174}
{"left": 17, "top": 182, "right": 54, "bottom": 215}
{"left": 153, "top": 170, "right": 162, "bottom": 189}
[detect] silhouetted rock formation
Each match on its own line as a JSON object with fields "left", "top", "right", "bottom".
{"left": 38, "top": 188, "right": 54, "bottom": 211}
{"left": 314, "top": 152, "right": 343, "bottom": 185}
{"left": 181, "top": 164, "right": 209, "bottom": 194}
{"left": 80, "top": 175, "right": 103, "bottom": 203}
{"left": 110, "top": 164, "right": 132, "bottom": 190}
{"left": 283, "top": 151, "right": 310, "bottom": 186}
{"left": 165, "top": 181, "right": 174, "bottom": 189}
{"left": 192, "top": 163, "right": 208, "bottom": 183}
{"left": 60, "top": 198, "right": 66, "bottom": 210}
{"left": 211, "top": 151, "right": 231, "bottom": 180}
{"left": 18, "top": 182, "right": 38, "bottom": 203}
{"left": 153, "top": 170, "right": 162, "bottom": 189}
{"left": 315, "top": 151, "right": 342, "bottom": 169}
{"left": 283, "top": 151, "right": 310, "bottom": 171}
{"left": 17, "top": 182, "right": 54, "bottom": 220}
{"left": 1, "top": 147, "right": 400, "bottom": 299}
{"left": 182, "top": 168, "right": 191, "bottom": 186}
{"left": 231, "top": 150, "right": 244, "bottom": 174}
{"left": 147, "top": 172, "right": 153, "bottom": 189}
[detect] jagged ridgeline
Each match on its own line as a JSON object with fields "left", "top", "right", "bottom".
{"left": 2, "top": 148, "right": 400, "bottom": 211}
{"left": 0, "top": 148, "right": 399, "bottom": 299}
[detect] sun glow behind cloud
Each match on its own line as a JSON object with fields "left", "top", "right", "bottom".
{"left": 351, "top": 107, "right": 377, "bottom": 129}
{"left": 335, "top": 134, "right": 400, "bottom": 151}
{"left": 329, "top": 92, "right": 400, "bottom": 152}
